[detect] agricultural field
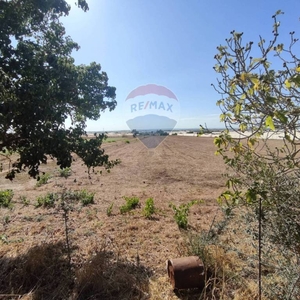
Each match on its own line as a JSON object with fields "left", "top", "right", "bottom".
{"left": 0, "top": 136, "right": 287, "bottom": 299}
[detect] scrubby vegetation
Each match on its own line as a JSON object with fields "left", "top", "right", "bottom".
{"left": 0, "top": 189, "right": 13, "bottom": 208}
{"left": 169, "top": 200, "right": 200, "bottom": 229}
{"left": 1, "top": 2, "right": 300, "bottom": 299}
{"left": 211, "top": 10, "right": 300, "bottom": 299}
{"left": 120, "top": 196, "right": 140, "bottom": 214}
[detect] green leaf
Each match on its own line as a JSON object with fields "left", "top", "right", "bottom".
{"left": 266, "top": 96, "right": 277, "bottom": 104}
{"left": 266, "top": 116, "right": 275, "bottom": 130}
{"left": 285, "top": 79, "right": 291, "bottom": 89}
{"left": 251, "top": 58, "right": 263, "bottom": 64}
{"left": 248, "top": 88, "right": 254, "bottom": 96}
{"left": 229, "top": 84, "right": 237, "bottom": 94}
{"left": 234, "top": 103, "right": 242, "bottom": 115}
{"left": 240, "top": 73, "right": 247, "bottom": 82}
{"left": 250, "top": 76, "right": 259, "bottom": 85}
{"left": 284, "top": 133, "right": 292, "bottom": 142}
{"left": 248, "top": 138, "right": 257, "bottom": 148}
{"left": 245, "top": 189, "right": 257, "bottom": 204}
{"left": 274, "top": 111, "right": 288, "bottom": 124}
{"left": 290, "top": 74, "right": 300, "bottom": 86}
{"left": 239, "top": 123, "right": 247, "bottom": 132}
{"left": 214, "top": 136, "right": 225, "bottom": 148}
{"left": 220, "top": 113, "right": 226, "bottom": 122}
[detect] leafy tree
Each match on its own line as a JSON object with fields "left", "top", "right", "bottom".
{"left": 131, "top": 129, "right": 139, "bottom": 138}
{"left": 213, "top": 10, "right": 300, "bottom": 298}
{"left": 0, "top": 0, "right": 118, "bottom": 179}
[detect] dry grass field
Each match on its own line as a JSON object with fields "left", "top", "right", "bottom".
{"left": 0, "top": 136, "right": 289, "bottom": 299}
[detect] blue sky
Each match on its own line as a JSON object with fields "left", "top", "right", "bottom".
{"left": 63, "top": 0, "right": 300, "bottom": 131}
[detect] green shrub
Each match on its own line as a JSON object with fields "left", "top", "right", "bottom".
{"left": 61, "top": 189, "right": 95, "bottom": 206}
{"left": 36, "top": 173, "right": 51, "bottom": 187}
{"left": 125, "top": 140, "right": 130, "bottom": 144}
{"left": 76, "top": 189, "right": 95, "bottom": 206}
{"left": 0, "top": 190, "right": 13, "bottom": 208}
{"left": 106, "top": 203, "right": 114, "bottom": 216}
{"left": 120, "top": 196, "right": 140, "bottom": 214}
{"left": 62, "top": 189, "right": 80, "bottom": 201}
{"left": 143, "top": 197, "right": 155, "bottom": 219}
{"left": 169, "top": 200, "right": 199, "bottom": 229}
{"left": 36, "top": 192, "right": 59, "bottom": 208}
{"left": 58, "top": 167, "right": 72, "bottom": 178}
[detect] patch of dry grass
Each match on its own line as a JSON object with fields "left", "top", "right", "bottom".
{"left": 75, "top": 250, "right": 151, "bottom": 300}
{"left": 1, "top": 137, "right": 298, "bottom": 299}
{"left": 0, "top": 242, "right": 72, "bottom": 299}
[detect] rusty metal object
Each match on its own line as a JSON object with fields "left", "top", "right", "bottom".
{"left": 166, "top": 256, "right": 205, "bottom": 289}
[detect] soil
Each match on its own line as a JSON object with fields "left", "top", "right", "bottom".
{"left": 0, "top": 136, "right": 228, "bottom": 298}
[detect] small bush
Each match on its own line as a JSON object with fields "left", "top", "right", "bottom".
{"left": 106, "top": 203, "right": 114, "bottom": 216}
{"left": 0, "top": 190, "right": 13, "bottom": 208}
{"left": 36, "top": 173, "right": 51, "bottom": 187}
{"left": 143, "top": 198, "right": 155, "bottom": 219}
{"left": 120, "top": 196, "right": 140, "bottom": 214}
{"left": 125, "top": 140, "right": 130, "bottom": 144}
{"left": 62, "top": 189, "right": 80, "bottom": 201}
{"left": 76, "top": 189, "right": 95, "bottom": 206}
{"left": 169, "top": 200, "right": 199, "bottom": 229}
{"left": 36, "top": 192, "right": 59, "bottom": 208}
{"left": 58, "top": 167, "right": 72, "bottom": 178}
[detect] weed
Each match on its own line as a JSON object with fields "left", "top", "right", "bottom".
{"left": 0, "top": 234, "right": 8, "bottom": 244}
{"left": 36, "top": 192, "right": 59, "bottom": 208}
{"left": 58, "top": 167, "right": 72, "bottom": 178}
{"left": 20, "top": 195, "right": 30, "bottom": 206}
{"left": 169, "top": 200, "right": 200, "bottom": 229}
{"left": 36, "top": 215, "right": 44, "bottom": 222}
{"left": 36, "top": 173, "right": 51, "bottom": 187}
{"left": 0, "top": 189, "right": 13, "bottom": 208}
{"left": 23, "top": 216, "right": 34, "bottom": 222}
{"left": 3, "top": 215, "right": 10, "bottom": 225}
{"left": 120, "top": 196, "right": 140, "bottom": 214}
{"left": 125, "top": 140, "right": 130, "bottom": 144}
{"left": 143, "top": 198, "right": 155, "bottom": 219}
{"left": 106, "top": 203, "right": 114, "bottom": 216}
{"left": 76, "top": 189, "right": 95, "bottom": 206}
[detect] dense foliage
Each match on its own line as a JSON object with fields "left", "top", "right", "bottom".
{"left": 0, "top": 0, "right": 118, "bottom": 179}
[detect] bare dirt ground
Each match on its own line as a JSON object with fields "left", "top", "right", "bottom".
{"left": 0, "top": 136, "right": 229, "bottom": 299}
